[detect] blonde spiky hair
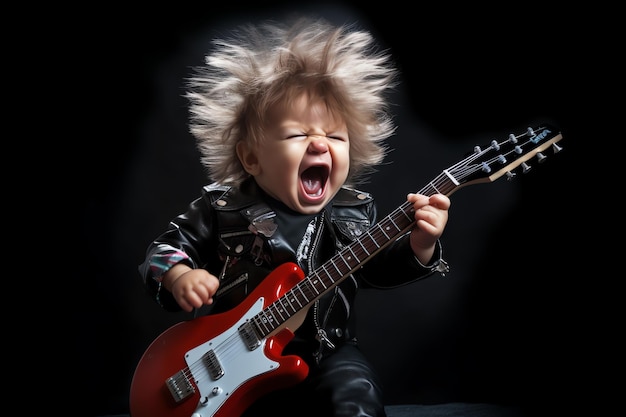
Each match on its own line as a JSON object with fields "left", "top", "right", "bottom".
{"left": 186, "top": 16, "right": 398, "bottom": 187}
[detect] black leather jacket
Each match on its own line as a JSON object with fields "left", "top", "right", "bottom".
{"left": 139, "top": 178, "right": 447, "bottom": 364}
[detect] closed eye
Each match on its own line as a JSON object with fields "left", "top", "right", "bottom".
{"left": 284, "top": 133, "right": 348, "bottom": 141}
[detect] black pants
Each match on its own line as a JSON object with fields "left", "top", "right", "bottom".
{"left": 242, "top": 342, "right": 387, "bottom": 417}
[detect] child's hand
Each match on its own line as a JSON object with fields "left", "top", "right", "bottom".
{"left": 164, "top": 264, "right": 220, "bottom": 312}
{"left": 407, "top": 193, "right": 450, "bottom": 264}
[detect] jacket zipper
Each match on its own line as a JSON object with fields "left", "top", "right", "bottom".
{"left": 307, "top": 212, "right": 338, "bottom": 364}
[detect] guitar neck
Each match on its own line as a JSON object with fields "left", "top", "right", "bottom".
{"left": 250, "top": 125, "right": 563, "bottom": 338}
{"left": 250, "top": 203, "right": 416, "bottom": 338}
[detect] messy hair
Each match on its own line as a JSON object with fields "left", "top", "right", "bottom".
{"left": 186, "top": 16, "right": 398, "bottom": 187}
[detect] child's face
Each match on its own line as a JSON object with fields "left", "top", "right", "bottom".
{"left": 237, "top": 93, "right": 350, "bottom": 214}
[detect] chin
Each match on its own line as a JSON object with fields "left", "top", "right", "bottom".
{"left": 295, "top": 201, "right": 327, "bottom": 215}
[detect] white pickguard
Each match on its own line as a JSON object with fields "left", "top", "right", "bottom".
{"left": 183, "top": 297, "right": 277, "bottom": 417}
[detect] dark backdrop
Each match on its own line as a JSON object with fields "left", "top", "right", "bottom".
{"left": 72, "top": 2, "right": 601, "bottom": 416}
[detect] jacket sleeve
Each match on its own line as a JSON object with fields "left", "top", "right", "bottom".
{"left": 355, "top": 196, "right": 448, "bottom": 289}
{"left": 138, "top": 189, "right": 223, "bottom": 311}
{"left": 359, "top": 233, "right": 448, "bottom": 289}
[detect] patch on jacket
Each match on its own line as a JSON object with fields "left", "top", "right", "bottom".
{"left": 331, "top": 187, "right": 373, "bottom": 240}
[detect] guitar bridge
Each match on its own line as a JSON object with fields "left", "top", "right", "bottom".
{"left": 165, "top": 370, "right": 195, "bottom": 403}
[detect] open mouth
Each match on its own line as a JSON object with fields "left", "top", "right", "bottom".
{"left": 300, "top": 165, "right": 329, "bottom": 199}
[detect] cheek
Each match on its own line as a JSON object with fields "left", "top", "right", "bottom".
{"left": 332, "top": 144, "right": 351, "bottom": 174}
{"left": 259, "top": 144, "right": 301, "bottom": 175}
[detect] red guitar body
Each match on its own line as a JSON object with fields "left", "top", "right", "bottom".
{"left": 130, "top": 262, "right": 310, "bottom": 417}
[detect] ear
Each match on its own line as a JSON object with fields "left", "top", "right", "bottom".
{"left": 236, "top": 141, "right": 261, "bottom": 176}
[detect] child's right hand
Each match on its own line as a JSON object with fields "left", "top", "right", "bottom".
{"left": 163, "top": 264, "right": 220, "bottom": 312}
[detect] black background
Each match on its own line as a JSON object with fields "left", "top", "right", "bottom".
{"left": 68, "top": 2, "right": 611, "bottom": 416}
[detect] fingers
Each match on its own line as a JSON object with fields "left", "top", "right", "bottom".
{"left": 172, "top": 270, "right": 220, "bottom": 312}
{"left": 428, "top": 193, "right": 451, "bottom": 210}
{"left": 179, "top": 284, "right": 211, "bottom": 311}
{"left": 407, "top": 193, "right": 449, "bottom": 238}
{"left": 407, "top": 193, "right": 451, "bottom": 210}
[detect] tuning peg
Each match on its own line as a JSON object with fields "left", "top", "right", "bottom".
{"left": 552, "top": 143, "right": 563, "bottom": 153}
{"left": 508, "top": 133, "right": 518, "bottom": 143}
{"left": 537, "top": 152, "right": 547, "bottom": 163}
{"left": 521, "top": 162, "right": 531, "bottom": 173}
{"left": 505, "top": 171, "right": 516, "bottom": 181}
{"left": 527, "top": 127, "right": 535, "bottom": 136}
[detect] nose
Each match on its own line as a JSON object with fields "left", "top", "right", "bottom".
{"left": 308, "top": 136, "right": 329, "bottom": 153}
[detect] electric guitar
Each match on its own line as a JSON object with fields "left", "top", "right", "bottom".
{"left": 130, "top": 125, "right": 564, "bottom": 417}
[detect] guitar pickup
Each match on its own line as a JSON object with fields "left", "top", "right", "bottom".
{"left": 203, "top": 349, "right": 224, "bottom": 380}
{"left": 239, "top": 320, "right": 262, "bottom": 351}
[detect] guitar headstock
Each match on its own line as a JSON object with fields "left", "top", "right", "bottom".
{"left": 447, "top": 125, "right": 563, "bottom": 192}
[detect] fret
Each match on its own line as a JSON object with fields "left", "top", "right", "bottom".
{"left": 295, "top": 279, "right": 314, "bottom": 306}
{"left": 333, "top": 254, "right": 351, "bottom": 276}
{"left": 400, "top": 207, "right": 414, "bottom": 225}
{"left": 356, "top": 237, "right": 371, "bottom": 257}
{"left": 299, "top": 279, "right": 316, "bottom": 303}
{"left": 376, "top": 232, "right": 389, "bottom": 249}
{"left": 258, "top": 310, "right": 276, "bottom": 332}
{"left": 329, "top": 258, "right": 343, "bottom": 280}
{"left": 248, "top": 316, "right": 263, "bottom": 338}
{"left": 285, "top": 297, "right": 298, "bottom": 314}
{"left": 330, "top": 260, "right": 343, "bottom": 281}
{"left": 275, "top": 298, "right": 288, "bottom": 314}
{"left": 272, "top": 301, "right": 287, "bottom": 321}
{"left": 283, "top": 297, "right": 297, "bottom": 314}
{"left": 366, "top": 230, "right": 381, "bottom": 251}
{"left": 309, "top": 273, "right": 322, "bottom": 295}
{"left": 283, "top": 298, "right": 294, "bottom": 314}
{"left": 424, "top": 174, "right": 456, "bottom": 196}
{"left": 382, "top": 216, "right": 401, "bottom": 235}
{"left": 250, "top": 316, "right": 261, "bottom": 336}
{"left": 291, "top": 289, "right": 305, "bottom": 308}
{"left": 425, "top": 182, "right": 441, "bottom": 195}
{"left": 254, "top": 314, "right": 272, "bottom": 335}
{"left": 388, "top": 215, "right": 402, "bottom": 232}
{"left": 377, "top": 222, "right": 391, "bottom": 240}
{"left": 398, "top": 205, "right": 413, "bottom": 223}
{"left": 345, "top": 245, "right": 361, "bottom": 266}
{"left": 284, "top": 290, "right": 300, "bottom": 311}
{"left": 318, "top": 266, "right": 330, "bottom": 290}
{"left": 336, "top": 251, "right": 353, "bottom": 272}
